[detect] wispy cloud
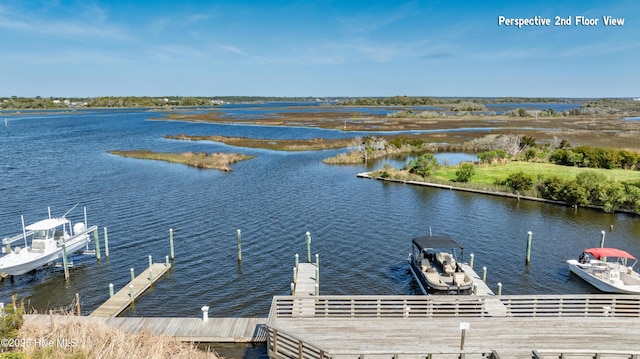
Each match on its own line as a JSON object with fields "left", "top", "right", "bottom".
{"left": 335, "top": 1, "right": 421, "bottom": 35}
{"left": 219, "top": 45, "right": 248, "bottom": 56}
{"left": 0, "top": 4, "right": 128, "bottom": 41}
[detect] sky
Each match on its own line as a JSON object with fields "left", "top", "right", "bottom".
{"left": 1, "top": 0, "right": 638, "bottom": 98}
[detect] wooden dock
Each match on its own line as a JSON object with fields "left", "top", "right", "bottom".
{"left": 90, "top": 262, "right": 171, "bottom": 318}
{"left": 267, "top": 294, "right": 640, "bottom": 359}
{"left": 459, "top": 263, "right": 494, "bottom": 296}
{"left": 24, "top": 314, "right": 267, "bottom": 343}
{"left": 294, "top": 263, "right": 318, "bottom": 297}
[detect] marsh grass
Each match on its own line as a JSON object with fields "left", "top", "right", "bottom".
{"left": 109, "top": 150, "right": 255, "bottom": 171}
{"left": 17, "top": 319, "right": 218, "bottom": 359}
{"left": 166, "top": 134, "right": 350, "bottom": 151}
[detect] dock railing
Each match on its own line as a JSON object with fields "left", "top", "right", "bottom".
{"left": 267, "top": 325, "right": 501, "bottom": 359}
{"left": 270, "top": 295, "right": 640, "bottom": 320}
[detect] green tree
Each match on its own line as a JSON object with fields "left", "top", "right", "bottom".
{"left": 406, "top": 153, "right": 439, "bottom": 178}
{"left": 563, "top": 180, "right": 590, "bottom": 207}
{"left": 455, "top": 163, "right": 476, "bottom": 182}
{"left": 503, "top": 171, "right": 534, "bottom": 193}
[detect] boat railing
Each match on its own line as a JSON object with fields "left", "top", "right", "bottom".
{"left": 270, "top": 295, "right": 640, "bottom": 319}
{"left": 2, "top": 231, "right": 35, "bottom": 246}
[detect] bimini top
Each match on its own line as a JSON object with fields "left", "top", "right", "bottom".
{"left": 412, "top": 235, "right": 462, "bottom": 252}
{"left": 585, "top": 247, "right": 636, "bottom": 260}
{"left": 25, "top": 218, "right": 69, "bottom": 231}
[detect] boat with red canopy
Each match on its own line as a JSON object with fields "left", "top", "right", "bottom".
{"left": 567, "top": 247, "right": 640, "bottom": 294}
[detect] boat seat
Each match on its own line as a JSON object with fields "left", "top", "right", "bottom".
{"left": 443, "top": 260, "right": 456, "bottom": 275}
{"left": 453, "top": 272, "right": 467, "bottom": 286}
{"left": 421, "top": 258, "right": 431, "bottom": 271}
{"left": 425, "top": 270, "right": 441, "bottom": 284}
{"left": 30, "top": 241, "right": 46, "bottom": 253}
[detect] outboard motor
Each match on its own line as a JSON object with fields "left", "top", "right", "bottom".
{"left": 73, "top": 222, "right": 86, "bottom": 235}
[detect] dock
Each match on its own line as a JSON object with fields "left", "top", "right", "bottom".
{"left": 293, "top": 263, "right": 318, "bottom": 296}
{"left": 90, "top": 262, "right": 171, "bottom": 318}
{"left": 459, "top": 262, "right": 494, "bottom": 296}
{"left": 267, "top": 294, "right": 640, "bottom": 359}
{"left": 25, "top": 314, "right": 267, "bottom": 343}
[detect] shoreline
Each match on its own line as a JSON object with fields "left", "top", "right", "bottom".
{"left": 356, "top": 172, "right": 638, "bottom": 216}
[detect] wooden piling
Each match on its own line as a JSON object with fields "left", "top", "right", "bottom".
{"left": 306, "top": 232, "right": 311, "bottom": 263}
{"left": 61, "top": 242, "right": 69, "bottom": 280}
{"left": 482, "top": 266, "right": 487, "bottom": 282}
{"left": 93, "top": 228, "right": 101, "bottom": 260}
{"left": 169, "top": 228, "right": 175, "bottom": 260}
{"left": 75, "top": 293, "right": 81, "bottom": 316}
{"left": 109, "top": 283, "right": 114, "bottom": 297}
{"left": 525, "top": 231, "right": 532, "bottom": 265}
{"left": 148, "top": 255, "right": 153, "bottom": 267}
{"left": 237, "top": 229, "right": 242, "bottom": 262}
{"left": 469, "top": 253, "right": 474, "bottom": 270}
{"left": 600, "top": 230, "right": 606, "bottom": 248}
{"left": 130, "top": 268, "right": 135, "bottom": 281}
{"left": 497, "top": 282, "right": 502, "bottom": 296}
{"left": 103, "top": 227, "right": 109, "bottom": 258}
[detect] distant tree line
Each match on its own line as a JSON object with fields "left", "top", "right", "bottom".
{"left": 0, "top": 96, "right": 341, "bottom": 109}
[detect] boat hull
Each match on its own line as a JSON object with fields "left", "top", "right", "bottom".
{"left": 0, "top": 235, "right": 89, "bottom": 276}
{"left": 567, "top": 260, "right": 640, "bottom": 294}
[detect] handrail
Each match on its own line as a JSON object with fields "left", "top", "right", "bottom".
{"left": 2, "top": 231, "right": 35, "bottom": 245}
{"left": 268, "top": 325, "right": 501, "bottom": 359}
{"left": 533, "top": 349, "right": 640, "bottom": 358}
{"left": 270, "top": 295, "right": 640, "bottom": 319}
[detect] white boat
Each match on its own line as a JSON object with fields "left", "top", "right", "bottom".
{"left": 408, "top": 235, "right": 474, "bottom": 295}
{"left": 0, "top": 206, "right": 97, "bottom": 276}
{"left": 567, "top": 247, "right": 640, "bottom": 294}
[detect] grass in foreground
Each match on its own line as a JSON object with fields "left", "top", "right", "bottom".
{"left": 109, "top": 150, "right": 255, "bottom": 171}
{"left": 13, "top": 319, "right": 218, "bottom": 359}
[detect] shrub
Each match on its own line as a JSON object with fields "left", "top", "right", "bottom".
{"left": 455, "top": 163, "right": 476, "bottom": 182}
{"left": 406, "top": 153, "right": 439, "bottom": 178}
{"left": 502, "top": 171, "right": 534, "bottom": 193}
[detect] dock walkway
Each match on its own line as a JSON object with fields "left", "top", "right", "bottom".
{"left": 294, "top": 263, "right": 317, "bottom": 297}
{"left": 90, "top": 262, "right": 171, "bottom": 318}
{"left": 25, "top": 315, "right": 267, "bottom": 343}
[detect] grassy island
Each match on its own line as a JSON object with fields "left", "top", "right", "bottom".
{"left": 360, "top": 137, "right": 640, "bottom": 214}
{"left": 165, "top": 134, "right": 351, "bottom": 151}
{"left": 108, "top": 150, "right": 255, "bottom": 171}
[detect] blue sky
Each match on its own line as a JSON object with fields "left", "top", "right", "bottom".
{"left": 1, "top": 0, "right": 638, "bottom": 98}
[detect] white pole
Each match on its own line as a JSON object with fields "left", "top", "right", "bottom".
{"left": 201, "top": 306, "right": 209, "bottom": 322}
{"left": 21, "top": 215, "right": 27, "bottom": 248}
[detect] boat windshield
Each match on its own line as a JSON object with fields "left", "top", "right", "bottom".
{"left": 33, "top": 228, "right": 54, "bottom": 240}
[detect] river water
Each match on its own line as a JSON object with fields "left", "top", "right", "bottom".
{"left": 1, "top": 104, "right": 639, "bottom": 320}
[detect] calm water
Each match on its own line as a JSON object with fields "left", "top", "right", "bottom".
{"left": 1, "top": 105, "right": 639, "bottom": 320}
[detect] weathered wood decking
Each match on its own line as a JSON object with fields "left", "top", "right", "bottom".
{"left": 90, "top": 262, "right": 171, "bottom": 317}
{"left": 294, "top": 263, "right": 318, "bottom": 297}
{"left": 24, "top": 314, "right": 267, "bottom": 343}
{"left": 267, "top": 295, "right": 640, "bottom": 359}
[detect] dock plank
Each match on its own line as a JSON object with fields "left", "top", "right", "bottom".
{"left": 90, "top": 263, "right": 171, "bottom": 318}
{"left": 24, "top": 315, "right": 267, "bottom": 343}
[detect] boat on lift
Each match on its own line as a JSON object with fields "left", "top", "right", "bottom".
{"left": 567, "top": 247, "right": 640, "bottom": 294}
{"left": 0, "top": 205, "right": 97, "bottom": 276}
